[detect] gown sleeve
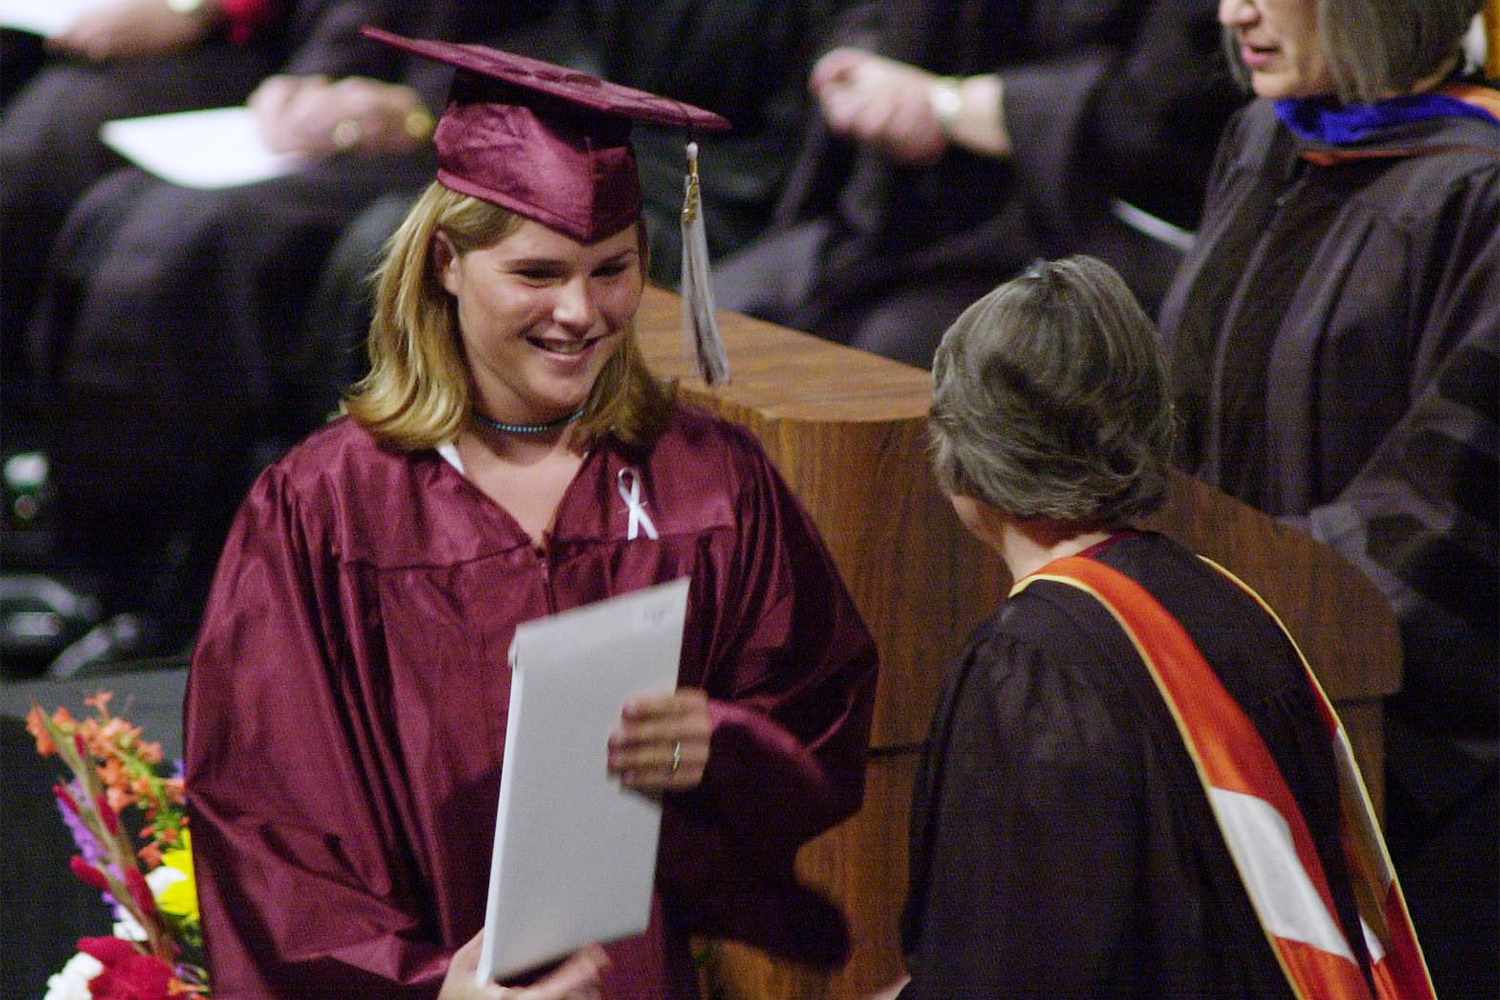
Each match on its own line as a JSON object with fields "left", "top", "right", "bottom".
{"left": 185, "top": 467, "right": 452, "bottom": 997}
{"left": 900, "top": 628, "right": 1142, "bottom": 997}
{"left": 1294, "top": 182, "right": 1500, "bottom": 734}
{"left": 657, "top": 430, "right": 879, "bottom": 962}
{"left": 1002, "top": 0, "right": 1239, "bottom": 237}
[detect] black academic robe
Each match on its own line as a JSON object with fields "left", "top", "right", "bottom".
{"left": 0, "top": 0, "right": 409, "bottom": 394}
{"left": 582, "top": 0, "right": 835, "bottom": 282}
{"left": 899, "top": 533, "right": 1363, "bottom": 998}
{"left": 712, "top": 0, "right": 1245, "bottom": 366}
{"left": 185, "top": 407, "right": 878, "bottom": 998}
{"left": 1158, "top": 95, "right": 1500, "bottom": 742}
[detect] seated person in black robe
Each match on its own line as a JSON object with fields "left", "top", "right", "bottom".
{"left": 0, "top": 0, "right": 411, "bottom": 424}
{"left": 886, "top": 256, "right": 1433, "bottom": 997}
{"left": 711, "top": 0, "right": 1246, "bottom": 369}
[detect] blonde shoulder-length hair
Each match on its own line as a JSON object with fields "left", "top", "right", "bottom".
{"left": 344, "top": 181, "right": 674, "bottom": 452}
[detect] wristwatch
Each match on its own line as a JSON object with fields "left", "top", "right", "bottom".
{"left": 165, "top": 0, "right": 209, "bottom": 14}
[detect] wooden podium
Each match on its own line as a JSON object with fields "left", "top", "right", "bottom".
{"left": 635, "top": 287, "right": 1403, "bottom": 999}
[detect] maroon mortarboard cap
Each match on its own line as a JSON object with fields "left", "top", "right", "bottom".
{"left": 362, "top": 27, "right": 730, "bottom": 244}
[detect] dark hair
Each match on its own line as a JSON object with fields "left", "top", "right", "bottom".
{"left": 1224, "top": 0, "right": 1485, "bottom": 103}
{"left": 928, "top": 256, "right": 1175, "bottom": 525}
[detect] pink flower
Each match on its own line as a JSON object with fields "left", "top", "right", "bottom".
{"left": 106, "top": 785, "right": 133, "bottom": 815}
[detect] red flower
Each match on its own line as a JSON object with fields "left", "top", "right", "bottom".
{"left": 77, "top": 936, "right": 174, "bottom": 1000}
{"left": 97, "top": 793, "right": 122, "bottom": 836}
{"left": 70, "top": 855, "right": 111, "bottom": 893}
{"left": 125, "top": 866, "right": 158, "bottom": 920}
{"left": 53, "top": 782, "right": 81, "bottom": 816}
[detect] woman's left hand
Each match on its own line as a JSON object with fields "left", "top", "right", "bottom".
{"left": 608, "top": 688, "right": 711, "bottom": 793}
{"left": 249, "top": 74, "right": 432, "bottom": 156}
{"left": 440, "top": 931, "right": 608, "bottom": 999}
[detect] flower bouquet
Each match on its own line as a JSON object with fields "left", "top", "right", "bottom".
{"left": 26, "top": 692, "right": 207, "bottom": 999}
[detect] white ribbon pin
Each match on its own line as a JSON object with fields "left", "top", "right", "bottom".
{"left": 617, "top": 467, "right": 659, "bottom": 541}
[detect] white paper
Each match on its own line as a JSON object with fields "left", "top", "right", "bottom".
{"left": 0, "top": 0, "right": 113, "bottom": 36}
{"left": 479, "top": 578, "right": 690, "bottom": 984}
{"left": 99, "top": 107, "right": 309, "bottom": 190}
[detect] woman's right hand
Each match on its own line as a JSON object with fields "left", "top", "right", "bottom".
{"left": 439, "top": 932, "right": 610, "bottom": 1000}
{"left": 809, "top": 47, "right": 948, "bottom": 166}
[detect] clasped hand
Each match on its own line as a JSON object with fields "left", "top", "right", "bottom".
{"left": 47, "top": 0, "right": 216, "bottom": 62}
{"left": 249, "top": 74, "right": 432, "bottom": 157}
{"left": 608, "top": 687, "right": 711, "bottom": 793}
{"left": 810, "top": 47, "right": 949, "bottom": 166}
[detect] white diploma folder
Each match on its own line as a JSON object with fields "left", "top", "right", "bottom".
{"left": 0, "top": 0, "right": 113, "bottom": 36}
{"left": 99, "top": 107, "right": 309, "bottom": 190}
{"left": 478, "top": 577, "right": 690, "bottom": 984}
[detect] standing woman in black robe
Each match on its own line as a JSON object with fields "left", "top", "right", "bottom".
{"left": 889, "top": 257, "right": 1426, "bottom": 997}
{"left": 1157, "top": 3, "right": 1498, "bottom": 994}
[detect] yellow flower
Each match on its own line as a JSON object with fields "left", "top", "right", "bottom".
{"left": 155, "top": 830, "right": 199, "bottom": 928}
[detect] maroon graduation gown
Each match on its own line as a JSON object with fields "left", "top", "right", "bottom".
{"left": 184, "top": 406, "right": 878, "bottom": 998}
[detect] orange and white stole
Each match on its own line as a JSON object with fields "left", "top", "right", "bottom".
{"left": 1014, "top": 555, "right": 1436, "bottom": 1000}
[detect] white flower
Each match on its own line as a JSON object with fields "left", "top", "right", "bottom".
{"left": 147, "top": 863, "right": 187, "bottom": 895}
{"left": 111, "top": 865, "right": 191, "bottom": 941}
{"left": 43, "top": 950, "right": 103, "bottom": 1000}
{"left": 113, "top": 914, "right": 147, "bottom": 941}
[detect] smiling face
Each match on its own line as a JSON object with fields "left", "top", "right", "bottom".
{"left": 1220, "top": 0, "right": 1335, "bottom": 99}
{"left": 437, "top": 218, "right": 644, "bottom": 426}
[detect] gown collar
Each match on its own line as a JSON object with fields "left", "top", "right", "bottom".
{"left": 1274, "top": 85, "right": 1500, "bottom": 146}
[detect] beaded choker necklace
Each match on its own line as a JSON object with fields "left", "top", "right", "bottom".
{"left": 472, "top": 406, "right": 585, "bottom": 436}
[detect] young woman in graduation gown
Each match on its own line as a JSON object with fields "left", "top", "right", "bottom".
{"left": 182, "top": 32, "right": 878, "bottom": 999}
{"left": 889, "top": 258, "right": 1413, "bottom": 997}
{"left": 1157, "top": 2, "right": 1498, "bottom": 994}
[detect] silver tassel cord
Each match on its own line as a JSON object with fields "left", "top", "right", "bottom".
{"left": 679, "top": 141, "right": 729, "bottom": 385}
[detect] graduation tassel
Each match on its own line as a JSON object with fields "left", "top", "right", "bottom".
{"left": 1487, "top": 0, "right": 1499, "bottom": 79}
{"left": 680, "top": 141, "right": 729, "bottom": 385}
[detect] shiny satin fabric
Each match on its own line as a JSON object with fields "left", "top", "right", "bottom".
{"left": 184, "top": 406, "right": 877, "bottom": 997}
{"left": 362, "top": 27, "right": 731, "bottom": 244}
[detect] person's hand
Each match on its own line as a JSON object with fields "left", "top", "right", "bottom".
{"left": 608, "top": 687, "right": 711, "bottom": 793}
{"left": 440, "top": 932, "right": 609, "bottom": 1000}
{"left": 48, "top": 0, "right": 219, "bottom": 62}
{"left": 809, "top": 47, "right": 948, "bottom": 166}
{"left": 249, "top": 74, "right": 434, "bottom": 157}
